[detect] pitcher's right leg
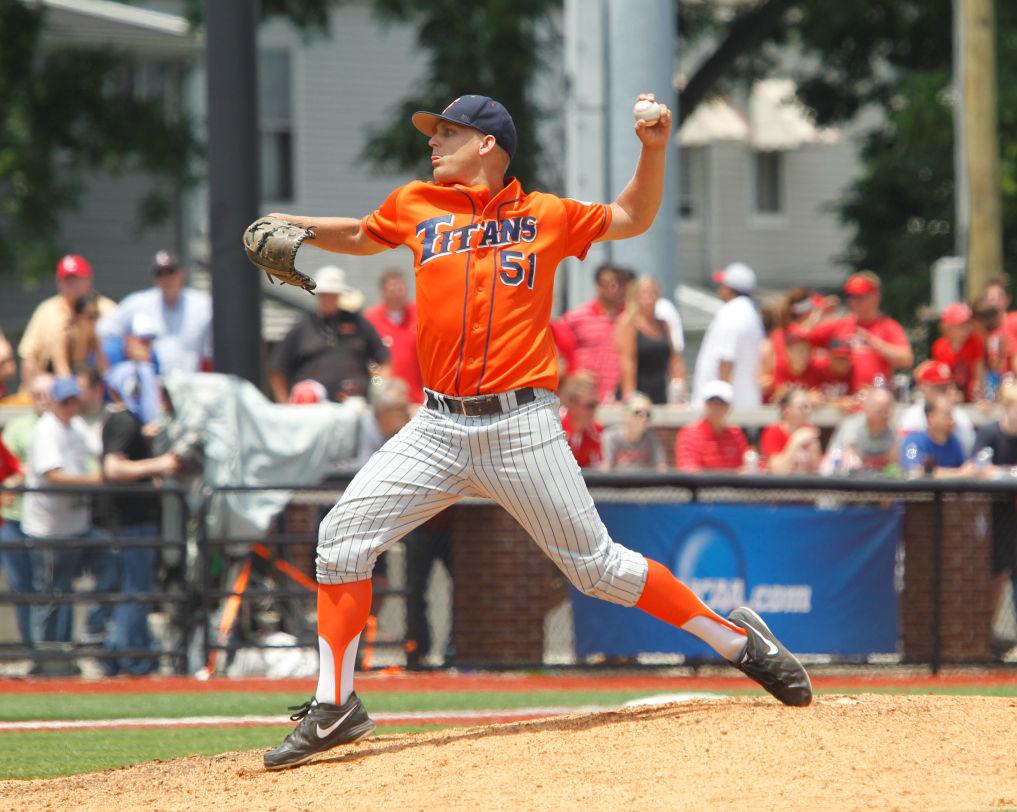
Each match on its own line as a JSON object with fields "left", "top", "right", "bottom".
{"left": 265, "top": 409, "right": 474, "bottom": 770}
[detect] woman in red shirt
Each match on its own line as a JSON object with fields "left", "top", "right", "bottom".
{"left": 759, "top": 387, "right": 822, "bottom": 474}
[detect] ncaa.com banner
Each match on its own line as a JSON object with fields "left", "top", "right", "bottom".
{"left": 571, "top": 503, "right": 901, "bottom": 659}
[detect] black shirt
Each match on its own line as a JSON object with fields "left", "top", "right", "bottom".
{"left": 270, "top": 310, "right": 389, "bottom": 399}
{"left": 973, "top": 420, "right": 1017, "bottom": 466}
{"left": 102, "top": 409, "right": 159, "bottom": 527}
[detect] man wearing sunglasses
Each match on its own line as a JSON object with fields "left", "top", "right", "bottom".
{"left": 98, "top": 251, "right": 212, "bottom": 375}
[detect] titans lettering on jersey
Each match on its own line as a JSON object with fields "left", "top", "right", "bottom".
{"left": 416, "top": 215, "right": 538, "bottom": 264}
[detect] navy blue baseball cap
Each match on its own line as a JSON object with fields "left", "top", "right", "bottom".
{"left": 412, "top": 95, "right": 517, "bottom": 159}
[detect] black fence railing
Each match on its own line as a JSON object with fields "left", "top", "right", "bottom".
{"left": 1, "top": 472, "right": 1015, "bottom": 675}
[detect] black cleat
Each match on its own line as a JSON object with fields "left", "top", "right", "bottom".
{"left": 263, "top": 692, "right": 376, "bottom": 770}
{"left": 728, "top": 607, "right": 813, "bottom": 707}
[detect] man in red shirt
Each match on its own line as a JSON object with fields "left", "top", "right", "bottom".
{"left": 931, "top": 302, "right": 984, "bottom": 402}
{"left": 363, "top": 269, "right": 424, "bottom": 404}
{"left": 809, "top": 271, "right": 913, "bottom": 391}
{"left": 555, "top": 264, "right": 634, "bottom": 403}
{"left": 675, "top": 380, "right": 749, "bottom": 471}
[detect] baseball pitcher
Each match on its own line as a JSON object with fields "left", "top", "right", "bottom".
{"left": 255, "top": 93, "right": 811, "bottom": 771}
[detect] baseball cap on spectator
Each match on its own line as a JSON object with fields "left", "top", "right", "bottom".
{"left": 915, "top": 360, "right": 953, "bottom": 386}
{"left": 785, "top": 323, "right": 811, "bottom": 344}
{"left": 828, "top": 338, "right": 852, "bottom": 358}
{"left": 51, "top": 375, "right": 80, "bottom": 402}
{"left": 289, "top": 379, "right": 329, "bottom": 405}
{"left": 315, "top": 266, "right": 364, "bottom": 311}
{"left": 412, "top": 95, "right": 518, "bottom": 159}
{"left": 104, "top": 364, "right": 143, "bottom": 414}
{"left": 152, "top": 250, "right": 181, "bottom": 276}
{"left": 56, "top": 254, "right": 93, "bottom": 279}
{"left": 843, "top": 271, "right": 880, "bottom": 297}
{"left": 130, "top": 312, "right": 160, "bottom": 339}
{"left": 940, "top": 302, "right": 972, "bottom": 325}
{"left": 701, "top": 379, "right": 735, "bottom": 405}
{"left": 711, "top": 262, "right": 757, "bottom": 294}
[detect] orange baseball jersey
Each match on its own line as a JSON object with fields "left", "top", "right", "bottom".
{"left": 362, "top": 177, "right": 611, "bottom": 396}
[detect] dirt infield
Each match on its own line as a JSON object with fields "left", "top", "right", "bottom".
{"left": 4, "top": 695, "right": 1017, "bottom": 811}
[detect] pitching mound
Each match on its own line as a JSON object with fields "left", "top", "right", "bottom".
{"left": 4, "top": 695, "right": 1017, "bottom": 811}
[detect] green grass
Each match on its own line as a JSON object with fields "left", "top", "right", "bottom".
{"left": 0, "top": 689, "right": 722, "bottom": 722}
{"left": 0, "top": 726, "right": 433, "bottom": 780}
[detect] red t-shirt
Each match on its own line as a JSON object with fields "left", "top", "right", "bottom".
{"left": 809, "top": 314, "right": 909, "bottom": 390}
{"left": 931, "top": 334, "right": 984, "bottom": 401}
{"left": 770, "top": 355, "right": 828, "bottom": 401}
{"left": 561, "top": 408, "right": 603, "bottom": 468}
{"left": 0, "top": 437, "right": 20, "bottom": 527}
{"left": 675, "top": 419, "right": 748, "bottom": 471}
{"left": 558, "top": 300, "right": 622, "bottom": 403}
{"left": 364, "top": 301, "right": 424, "bottom": 404}
{"left": 758, "top": 424, "right": 791, "bottom": 461}
{"left": 811, "top": 354, "right": 855, "bottom": 398}
{"left": 983, "top": 326, "right": 1013, "bottom": 376}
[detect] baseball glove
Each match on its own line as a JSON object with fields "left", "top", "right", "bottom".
{"left": 242, "top": 216, "right": 317, "bottom": 293}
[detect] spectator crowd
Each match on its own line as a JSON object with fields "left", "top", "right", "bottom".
{"left": 5, "top": 249, "right": 1017, "bottom": 672}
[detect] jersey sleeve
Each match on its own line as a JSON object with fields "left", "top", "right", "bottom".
{"left": 561, "top": 198, "right": 612, "bottom": 260}
{"left": 361, "top": 186, "right": 407, "bottom": 248}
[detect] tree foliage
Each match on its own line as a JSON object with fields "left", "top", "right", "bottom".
{"left": 359, "top": 0, "right": 559, "bottom": 189}
{"left": 679, "top": 0, "right": 1017, "bottom": 326}
{"left": 0, "top": 3, "right": 198, "bottom": 280}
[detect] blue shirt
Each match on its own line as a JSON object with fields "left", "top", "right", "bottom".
{"left": 900, "top": 431, "right": 966, "bottom": 470}
{"left": 98, "top": 287, "right": 212, "bottom": 375}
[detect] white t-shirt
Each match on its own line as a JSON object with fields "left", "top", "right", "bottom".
{"left": 99, "top": 287, "right": 212, "bottom": 375}
{"left": 654, "top": 297, "right": 685, "bottom": 352}
{"left": 692, "top": 295, "right": 764, "bottom": 409}
{"left": 899, "top": 401, "right": 976, "bottom": 456}
{"left": 22, "top": 412, "right": 100, "bottom": 538}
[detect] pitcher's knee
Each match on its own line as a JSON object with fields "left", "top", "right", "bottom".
{"left": 565, "top": 545, "right": 648, "bottom": 607}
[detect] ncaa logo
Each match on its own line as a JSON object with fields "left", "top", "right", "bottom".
{"left": 672, "top": 520, "right": 812, "bottom": 614}
{"left": 673, "top": 521, "right": 746, "bottom": 614}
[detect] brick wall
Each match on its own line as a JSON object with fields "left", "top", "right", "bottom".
{"left": 899, "top": 495, "right": 995, "bottom": 663}
{"left": 450, "top": 503, "right": 567, "bottom": 665}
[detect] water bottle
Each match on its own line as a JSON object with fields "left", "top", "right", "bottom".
{"left": 742, "top": 449, "right": 760, "bottom": 473}
{"left": 903, "top": 442, "right": 923, "bottom": 479}
{"left": 975, "top": 447, "right": 994, "bottom": 473}
{"left": 828, "top": 448, "right": 843, "bottom": 476}
{"left": 985, "top": 371, "right": 1001, "bottom": 403}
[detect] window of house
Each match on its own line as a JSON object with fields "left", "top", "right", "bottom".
{"left": 259, "top": 50, "right": 293, "bottom": 202}
{"left": 753, "top": 151, "right": 783, "bottom": 214}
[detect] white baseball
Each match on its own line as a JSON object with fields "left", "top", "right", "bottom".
{"left": 632, "top": 99, "right": 661, "bottom": 124}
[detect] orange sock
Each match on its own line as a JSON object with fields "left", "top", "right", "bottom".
{"left": 636, "top": 559, "right": 746, "bottom": 659}
{"left": 315, "top": 580, "right": 372, "bottom": 705}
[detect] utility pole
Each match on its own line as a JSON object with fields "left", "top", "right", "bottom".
{"left": 207, "top": 1, "right": 263, "bottom": 385}
{"left": 957, "top": 0, "right": 1002, "bottom": 300}
{"left": 563, "top": 0, "right": 677, "bottom": 310}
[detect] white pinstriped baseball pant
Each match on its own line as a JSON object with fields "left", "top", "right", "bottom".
{"left": 316, "top": 388, "right": 649, "bottom": 606}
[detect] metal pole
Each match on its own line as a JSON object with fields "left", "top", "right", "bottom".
{"left": 206, "top": 1, "right": 263, "bottom": 385}
{"left": 931, "top": 492, "right": 944, "bottom": 675}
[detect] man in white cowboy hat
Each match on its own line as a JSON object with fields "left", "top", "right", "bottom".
{"left": 269, "top": 266, "right": 390, "bottom": 403}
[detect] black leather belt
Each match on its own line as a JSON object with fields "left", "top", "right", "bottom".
{"left": 425, "top": 387, "right": 537, "bottom": 417}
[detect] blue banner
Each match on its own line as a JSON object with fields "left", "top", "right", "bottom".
{"left": 572, "top": 503, "right": 901, "bottom": 658}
